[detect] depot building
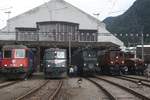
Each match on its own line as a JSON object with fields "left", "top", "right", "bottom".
{"left": 1, "top": 0, "right": 124, "bottom": 48}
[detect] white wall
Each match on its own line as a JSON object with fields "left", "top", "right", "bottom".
{"left": 3, "top": 0, "right": 105, "bottom": 32}
{"left": 1, "top": 0, "right": 124, "bottom": 47}
{"left": 98, "top": 33, "right": 124, "bottom": 47}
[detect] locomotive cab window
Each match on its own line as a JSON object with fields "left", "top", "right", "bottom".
{"left": 15, "top": 49, "right": 26, "bottom": 58}
{"left": 45, "top": 51, "right": 66, "bottom": 59}
{"left": 55, "top": 51, "right": 66, "bottom": 59}
{"left": 45, "top": 52, "right": 55, "bottom": 59}
{"left": 4, "top": 50, "right": 12, "bottom": 58}
{"left": 83, "top": 51, "right": 96, "bottom": 58}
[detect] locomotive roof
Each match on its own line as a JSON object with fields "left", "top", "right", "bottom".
{"left": 127, "top": 58, "right": 143, "bottom": 62}
{"left": 45, "top": 48, "right": 66, "bottom": 51}
{"left": 2, "top": 45, "right": 28, "bottom": 49}
{"left": 137, "top": 45, "right": 150, "bottom": 48}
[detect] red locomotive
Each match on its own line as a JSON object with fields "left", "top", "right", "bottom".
{"left": 0, "top": 45, "right": 34, "bottom": 79}
{"left": 124, "top": 52, "right": 146, "bottom": 75}
{"left": 98, "top": 48, "right": 125, "bottom": 75}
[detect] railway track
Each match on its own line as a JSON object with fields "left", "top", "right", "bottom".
{"left": 114, "top": 76, "right": 150, "bottom": 88}
{"left": 0, "top": 81, "right": 19, "bottom": 89}
{"left": 122, "top": 75, "right": 150, "bottom": 83}
{"left": 93, "top": 76, "right": 150, "bottom": 100}
{"left": 49, "top": 80, "right": 63, "bottom": 100}
{"left": 86, "top": 78, "right": 116, "bottom": 100}
{"left": 0, "top": 80, "right": 7, "bottom": 84}
{"left": 16, "top": 80, "right": 63, "bottom": 100}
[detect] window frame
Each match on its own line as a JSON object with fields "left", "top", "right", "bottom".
{"left": 14, "top": 49, "right": 26, "bottom": 58}
{"left": 3, "top": 50, "right": 12, "bottom": 58}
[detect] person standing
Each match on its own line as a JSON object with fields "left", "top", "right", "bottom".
{"left": 69, "top": 67, "right": 74, "bottom": 77}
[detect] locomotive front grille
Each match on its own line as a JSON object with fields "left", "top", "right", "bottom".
{"left": 0, "top": 67, "right": 25, "bottom": 73}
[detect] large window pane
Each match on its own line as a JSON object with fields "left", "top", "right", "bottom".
{"left": 4, "top": 50, "right": 12, "bottom": 58}
{"left": 15, "top": 49, "right": 25, "bottom": 58}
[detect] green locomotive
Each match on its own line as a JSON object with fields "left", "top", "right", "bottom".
{"left": 43, "top": 48, "right": 67, "bottom": 78}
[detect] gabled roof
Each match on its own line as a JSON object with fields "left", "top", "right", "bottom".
{"left": 10, "top": 0, "right": 101, "bottom": 25}
{"left": 2, "top": 0, "right": 107, "bottom": 32}
{"left": 0, "top": 0, "right": 124, "bottom": 47}
{"left": 3, "top": 45, "right": 28, "bottom": 49}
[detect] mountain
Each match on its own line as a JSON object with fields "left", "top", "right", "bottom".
{"left": 103, "top": 0, "right": 150, "bottom": 46}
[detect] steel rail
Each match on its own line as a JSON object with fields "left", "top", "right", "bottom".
{"left": 15, "top": 80, "right": 49, "bottom": 100}
{"left": 122, "top": 75, "right": 150, "bottom": 82}
{"left": 95, "top": 76, "right": 150, "bottom": 100}
{"left": 86, "top": 78, "right": 116, "bottom": 100}
{"left": 114, "top": 76, "right": 150, "bottom": 88}
{"left": 15, "top": 80, "right": 63, "bottom": 100}
{"left": 0, "top": 80, "right": 6, "bottom": 84}
{"left": 49, "top": 80, "right": 63, "bottom": 100}
{"left": 0, "top": 80, "right": 8, "bottom": 84}
{"left": 0, "top": 81, "right": 19, "bottom": 89}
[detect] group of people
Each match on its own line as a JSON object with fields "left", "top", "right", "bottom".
{"left": 69, "top": 65, "right": 78, "bottom": 77}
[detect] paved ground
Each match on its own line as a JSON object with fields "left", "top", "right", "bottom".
{"left": 22, "top": 80, "right": 60, "bottom": 100}
{"left": 60, "top": 77, "right": 107, "bottom": 100}
{"left": 1, "top": 73, "right": 150, "bottom": 100}
{"left": 0, "top": 79, "right": 45, "bottom": 100}
{"left": 0, "top": 73, "right": 107, "bottom": 100}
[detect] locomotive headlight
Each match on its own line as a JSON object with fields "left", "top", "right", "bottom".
{"left": 62, "top": 65, "right": 65, "bottom": 67}
{"left": 47, "top": 65, "right": 51, "bottom": 67}
{"left": 135, "top": 64, "right": 137, "bottom": 66}
{"left": 4, "top": 64, "right": 7, "bottom": 67}
{"left": 116, "top": 56, "right": 119, "bottom": 59}
{"left": 122, "top": 61, "right": 124, "bottom": 64}
{"left": 96, "top": 63, "right": 99, "bottom": 66}
{"left": 84, "top": 63, "right": 87, "bottom": 66}
{"left": 110, "top": 61, "right": 114, "bottom": 64}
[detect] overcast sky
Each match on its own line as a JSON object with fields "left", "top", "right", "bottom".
{"left": 0, "top": 0, "right": 136, "bottom": 29}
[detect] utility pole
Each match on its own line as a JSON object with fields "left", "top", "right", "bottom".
{"left": 68, "top": 32, "right": 72, "bottom": 67}
{"left": 134, "top": 44, "right": 137, "bottom": 58}
{"left": 5, "top": 11, "right": 11, "bottom": 33}
{"left": 141, "top": 26, "right": 144, "bottom": 61}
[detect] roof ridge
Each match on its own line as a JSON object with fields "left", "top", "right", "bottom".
{"left": 62, "top": 0, "right": 102, "bottom": 24}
